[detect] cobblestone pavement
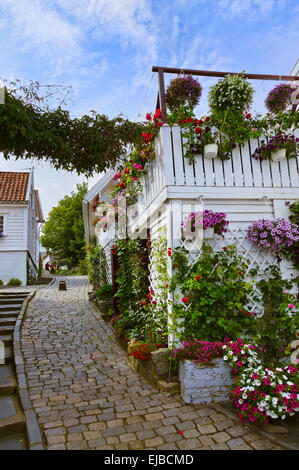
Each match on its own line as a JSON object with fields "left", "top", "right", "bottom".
{"left": 18, "top": 276, "right": 285, "bottom": 450}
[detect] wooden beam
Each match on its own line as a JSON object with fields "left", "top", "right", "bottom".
{"left": 152, "top": 66, "right": 299, "bottom": 81}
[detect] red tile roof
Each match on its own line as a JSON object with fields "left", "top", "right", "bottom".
{"left": 0, "top": 172, "right": 30, "bottom": 202}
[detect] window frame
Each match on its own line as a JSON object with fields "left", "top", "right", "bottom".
{"left": 0, "top": 214, "right": 8, "bottom": 236}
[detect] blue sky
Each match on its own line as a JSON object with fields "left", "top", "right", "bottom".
{"left": 0, "top": 0, "right": 298, "bottom": 217}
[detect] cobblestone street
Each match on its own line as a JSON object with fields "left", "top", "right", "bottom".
{"left": 18, "top": 276, "right": 285, "bottom": 450}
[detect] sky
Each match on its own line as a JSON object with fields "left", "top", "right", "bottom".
{"left": 0, "top": 0, "right": 298, "bottom": 219}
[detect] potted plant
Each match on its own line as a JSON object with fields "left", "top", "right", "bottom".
{"left": 182, "top": 117, "right": 220, "bottom": 162}
{"left": 251, "top": 134, "right": 299, "bottom": 162}
{"left": 265, "top": 83, "right": 296, "bottom": 114}
{"left": 165, "top": 75, "right": 202, "bottom": 113}
{"left": 208, "top": 73, "right": 254, "bottom": 114}
{"left": 247, "top": 218, "right": 299, "bottom": 257}
{"left": 95, "top": 283, "right": 114, "bottom": 319}
{"left": 181, "top": 210, "right": 229, "bottom": 239}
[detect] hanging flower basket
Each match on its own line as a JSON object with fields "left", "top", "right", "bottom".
{"left": 181, "top": 210, "right": 229, "bottom": 237}
{"left": 204, "top": 143, "right": 218, "bottom": 159}
{"left": 271, "top": 148, "right": 286, "bottom": 162}
{"left": 265, "top": 83, "right": 294, "bottom": 114}
{"left": 251, "top": 134, "right": 299, "bottom": 162}
{"left": 165, "top": 75, "right": 202, "bottom": 112}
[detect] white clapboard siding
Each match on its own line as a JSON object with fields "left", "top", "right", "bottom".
{"left": 0, "top": 207, "right": 26, "bottom": 250}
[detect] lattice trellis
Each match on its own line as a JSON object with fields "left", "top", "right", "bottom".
{"left": 148, "top": 232, "right": 168, "bottom": 315}
{"left": 163, "top": 225, "right": 296, "bottom": 316}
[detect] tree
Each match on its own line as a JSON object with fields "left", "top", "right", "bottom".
{"left": 40, "top": 183, "right": 88, "bottom": 267}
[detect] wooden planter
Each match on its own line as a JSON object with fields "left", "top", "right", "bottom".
{"left": 179, "top": 358, "right": 233, "bottom": 404}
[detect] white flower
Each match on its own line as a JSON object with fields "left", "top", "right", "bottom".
{"left": 272, "top": 398, "right": 278, "bottom": 405}
{"left": 223, "top": 356, "right": 228, "bottom": 361}
{"left": 242, "top": 393, "right": 247, "bottom": 399}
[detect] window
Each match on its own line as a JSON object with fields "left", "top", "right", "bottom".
{"left": 0, "top": 215, "right": 7, "bottom": 236}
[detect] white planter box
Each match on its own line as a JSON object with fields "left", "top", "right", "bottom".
{"left": 271, "top": 148, "right": 286, "bottom": 162}
{"left": 204, "top": 144, "right": 218, "bottom": 159}
{"left": 179, "top": 358, "right": 234, "bottom": 404}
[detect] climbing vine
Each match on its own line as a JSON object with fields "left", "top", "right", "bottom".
{"left": 86, "top": 244, "right": 108, "bottom": 290}
{"left": 0, "top": 86, "right": 147, "bottom": 176}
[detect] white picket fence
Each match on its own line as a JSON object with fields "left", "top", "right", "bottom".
{"left": 136, "top": 125, "right": 299, "bottom": 218}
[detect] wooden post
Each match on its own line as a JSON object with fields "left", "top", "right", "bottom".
{"left": 158, "top": 68, "right": 167, "bottom": 123}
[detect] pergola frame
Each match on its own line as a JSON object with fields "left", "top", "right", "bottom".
{"left": 152, "top": 65, "right": 299, "bottom": 122}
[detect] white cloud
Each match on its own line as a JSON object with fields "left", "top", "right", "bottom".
{"left": 216, "top": 0, "right": 286, "bottom": 18}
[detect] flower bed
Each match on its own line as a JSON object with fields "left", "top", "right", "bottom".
{"left": 222, "top": 339, "right": 299, "bottom": 424}
{"left": 127, "top": 341, "right": 171, "bottom": 386}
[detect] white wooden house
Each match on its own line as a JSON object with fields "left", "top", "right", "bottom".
{"left": 0, "top": 171, "right": 44, "bottom": 285}
{"left": 83, "top": 67, "right": 299, "bottom": 342}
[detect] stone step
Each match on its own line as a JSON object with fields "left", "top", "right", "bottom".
{"left": 0, "top": 299, "right": 24, "bottom": 305}
{"left": 0, "top": 433, "right": 26, "bottom": 450}
{"left": 2, "top": 346, "right": 13, "bottom": 364}
{"left": 0, "top": 292, "right": 29, "bottom": 296}
{"left": 0, "top": 325, "right": 14, "bottom": 335}
{"left": 0, "top": 365, "right": 16, "bottom": 396}
{"left": 0, "top": 311, "right": 20, "bottom": 318}
{"left": 0, "top": 396, "right": 26, "bottom": 438}
{"left": 0, "top": 334, "right": 13, "bottom": 346}
{"left": 0, "top": 304, "right": 23, "bottom": 312}
{"left": 0, "top": 318, "right": 17, "bottom": 326}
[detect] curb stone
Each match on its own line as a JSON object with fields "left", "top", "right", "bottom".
{"left": 13, "top": 290, "right": 46, "bottom": 450}
{"left": 210, "top": 402, "right": 299, "bottom": 451}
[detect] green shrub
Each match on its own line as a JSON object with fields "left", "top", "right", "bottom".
{"left": 86, "top": 244, "right": 107, "bottom": 290}
{"left": 169, "top": 244, "right": 256, "bottom": 342}
{"left": 0, "top": 280, "right": 3, "bottom": 285}
{"left": 251, "top": 264, "right": 298, "bottom": 366}
{"left": 7, "top": 278, "right": 22, "bottom": 286}
{"left": 95, "top": 283, "right": 113, "bottom": 300}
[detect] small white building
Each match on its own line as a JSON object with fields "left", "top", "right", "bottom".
{"left": 0, "top": 171, "right": 44, "bottom": 286}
